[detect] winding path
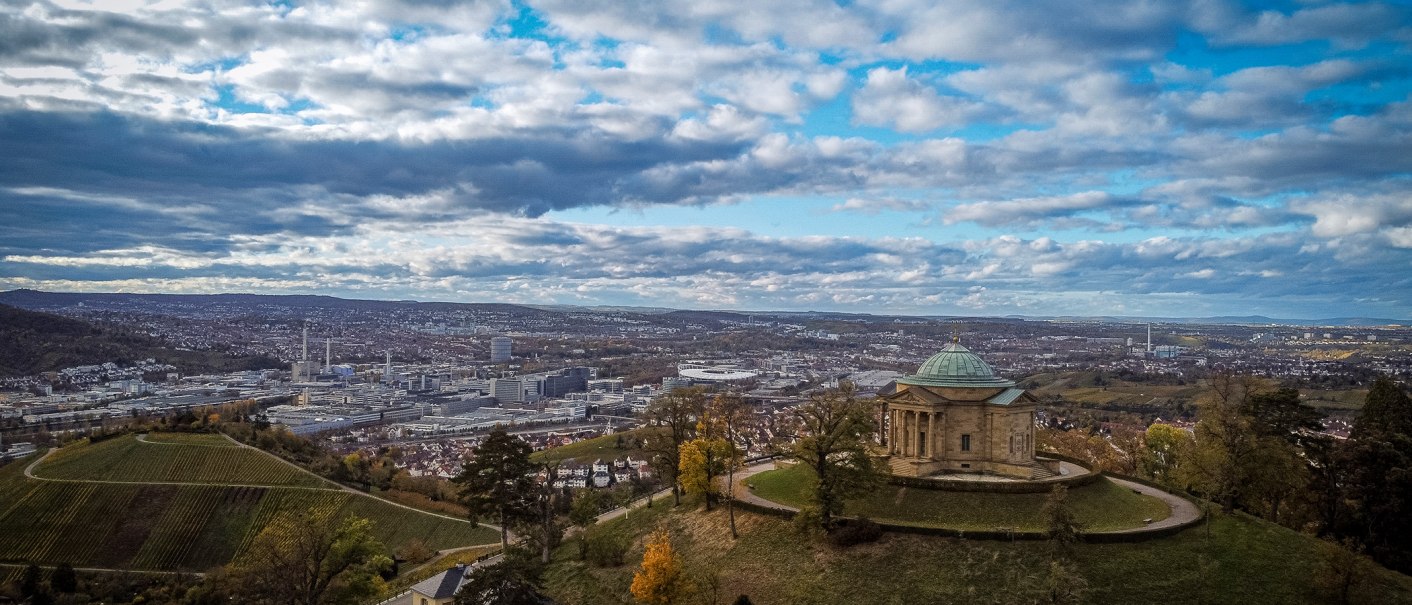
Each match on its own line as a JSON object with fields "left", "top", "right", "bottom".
{"left": 723, "top": 460, "right": 1202, "bottom": 537}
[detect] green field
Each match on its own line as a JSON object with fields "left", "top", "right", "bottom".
{"left": 541, "top": 496, "right": 1412, "bottom": 605}
{"left": 531, "top": 427, "right": 662, "bottom": 465}
{"left": 748, "top": 464, "right": 1169, "bottom": 531}
{"left": 32, "top": 435, "right": 329, "bottom": 487}
{"left": 0, "top": 437, "right": 499, "bottom": 572}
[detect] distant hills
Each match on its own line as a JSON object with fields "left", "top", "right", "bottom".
{"left": 0, "top": 303, "right": 280, "bottom": 377}
{"left": 1035, "top": 314, "right": 1409, "bottom": 327}
{"left": 0, "top": 289, "right": 1404, "bottom": 327}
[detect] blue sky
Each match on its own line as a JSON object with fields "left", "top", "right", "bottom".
{"left": 1, "top": 0, "right": 1410, "bottom": 319}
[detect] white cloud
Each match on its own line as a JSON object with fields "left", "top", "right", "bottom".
{"left": 852, "top": 67, "right": 985, "bottom": 132}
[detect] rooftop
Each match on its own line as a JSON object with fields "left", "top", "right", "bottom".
{"left": 897, "top": 342, "right": 1016, "bottom": 388}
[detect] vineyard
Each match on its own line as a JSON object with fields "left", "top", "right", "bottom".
{"left": 141, "top": 432, "right": 243, "bottom": 447}
{"left": 31, "top": 434, "right": 330, "bottom": 488}
{"left": 0, "top": 438, "right": 499, "bottom": 571}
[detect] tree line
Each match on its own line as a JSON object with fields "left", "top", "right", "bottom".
{"left": 1044, "top": 373, "right": 1412, "bottom": 578}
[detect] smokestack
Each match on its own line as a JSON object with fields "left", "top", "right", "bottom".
{"left": 325, "top": 338, "right": 331, "bottom": 373}
{"left": 298, "top": 326, "right": 309, "bottom": 382}
{"left": 1146, "top": 323, "right": 1152, "bottom": 353}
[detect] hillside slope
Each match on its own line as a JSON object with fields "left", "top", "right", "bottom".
{"left": 0, "top": 435, "right": 497, "bottom": 571}
{"left": 0, "top": 304, "right": 280, "bottom": 377}
{"left": 542, "top": 497, "right": 1412, "bottom": 604}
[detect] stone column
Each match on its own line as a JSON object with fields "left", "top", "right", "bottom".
{"left": 926, "top": 412, "right": 934, "bottom": 459}
{"left": 906, "top": 411, "right": 914, "bottom": 457}
{"left": 891, "top": 410, "right": 899, "bottom": 455}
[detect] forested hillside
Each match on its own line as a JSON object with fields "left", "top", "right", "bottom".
{"left": 0, "top": 304, "right": 279, "bottom": 377}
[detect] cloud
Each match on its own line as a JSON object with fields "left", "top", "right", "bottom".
{"left": 827, "top": 197, "right": 932, "bottom": 215}
{"left": 1200, "top": 2, "right": 1412, "bottom": 48}
{"left": 6, "top": 214, "right": 1409, "bottom": 317}
{"left": 1, "top": 0, "right": 1410, "bottom": 318}
{"left": 944, "top": 192, "right": 1132, "bottom": 228}
{"left": 852, "top": 67, "right": 988, "bottom": 132}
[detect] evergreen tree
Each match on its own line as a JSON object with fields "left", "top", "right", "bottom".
{"left": 1354, "top": 377, "right": 1412, "bottom": 440}
{"left": 455, "top": 548, "right": 545, "bottom": 605}
{"left": 1336, "top": 376, "right": 1412, "bottom": 573}
{"left": 1248, "top": 387, "right": 1325, "bottom": 445}
{"left": 453, "top": 428, "right": 537, "bottom": 550}
{"left": 1043, "top": 484, "right": 1082, "bottom": 551}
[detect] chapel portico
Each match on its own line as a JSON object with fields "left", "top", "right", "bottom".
{"left": 879, "top": 342, "right": 1052, "bottom": 479}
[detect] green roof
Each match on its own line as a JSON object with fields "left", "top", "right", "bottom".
{"left": 898, "top": 342, "right": 1016, "bottom": 388}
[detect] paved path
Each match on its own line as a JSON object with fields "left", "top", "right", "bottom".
{"left": 1102, "top": 476, "right": 1202, "bottom": 533}
{"left": 721, "top": 460, "right": 1203, "bottom": 537}
{"left": 0, "top": 561, "right": 205, "bottom": 578}
{"left": 135, "top": 433, "right": 240, "bottom": 447}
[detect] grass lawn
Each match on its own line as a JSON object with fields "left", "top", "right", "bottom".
{"left": 748, "top": 464, "right": 1169, "bottom": 532}
{"left": 540, "top": 496, "right": 1412, "bottom": 605}
{"left": 531, "top": 427, "right": 663, "bottom": 465}
{"left": 1301, "top": 388, "right": 1369, "bottom": 411}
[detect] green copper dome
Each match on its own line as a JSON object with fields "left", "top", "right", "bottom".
{"left": 898, "top": 342, "right": 1016, "bottom": 388}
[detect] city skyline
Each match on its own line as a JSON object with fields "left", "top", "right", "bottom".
{"left": 2, "top": 1, "right": 1411, "bottom": 319}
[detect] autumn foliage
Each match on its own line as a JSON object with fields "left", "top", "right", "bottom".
{"left": 630, "top": 529, "right": 690, "bottom": 605}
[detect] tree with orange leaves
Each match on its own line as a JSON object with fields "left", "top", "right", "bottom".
{"left": 630, "top": 529, "right": 691, "bottom": 605}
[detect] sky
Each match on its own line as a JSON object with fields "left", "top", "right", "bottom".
{"left": 1, "top": 1, "right": 1410, "bottom": 319}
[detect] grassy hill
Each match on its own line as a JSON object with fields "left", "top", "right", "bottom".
{"left": 531, "top": 427, "right": 662, "bottom": 465}
{"left": 33, "top": 433, "right": 329, "bottom": 487}
{"left": 749, "top": 464, "right": 1169, "bottom": 532}
{"left": 0, "top": 434, "right": 498, "bottom": 572}
{"left": 542, "top": 496, "right": 1412, "bottom": 604}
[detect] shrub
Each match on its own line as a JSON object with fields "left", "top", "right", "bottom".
{"left": 395, "top": 538, "right": 435, "bottom": 565}
{"left": 584, "top": 528, "right": 631, "bottom": 567}
{"left": 826, "top": 517, "right": 883, "bottom": 547}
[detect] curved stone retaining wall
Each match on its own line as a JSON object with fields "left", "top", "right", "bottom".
{"left": 883, "top": 455, "right": 1100, "bottom": 493}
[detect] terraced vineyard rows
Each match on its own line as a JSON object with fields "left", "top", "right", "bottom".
{"left": 33, "top": 435, "right": 330, "bottom": 488}
{"left": 0, "top": 437, "right": 498, "bottom": 571}
{"left": 141, "top": 432, "right": 242, "bottom": 447}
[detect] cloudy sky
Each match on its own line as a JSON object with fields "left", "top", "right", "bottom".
{"left": 2, "top": 0, "right": 1410, "bottom": 318}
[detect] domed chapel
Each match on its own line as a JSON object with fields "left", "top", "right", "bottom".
{"left": 878, "top": 341, "right": 1053, "bottom": 479}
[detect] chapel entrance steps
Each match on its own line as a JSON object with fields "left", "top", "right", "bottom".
{"left": 889, "top": 457, "right": 915, "bottom": 476}
{"left": 1028, "top": 465, "right": 1058, "bottom": 480}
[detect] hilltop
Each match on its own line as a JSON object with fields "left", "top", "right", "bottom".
{"left": 0, "top": 433, "right": 497, "bottom": 572}
{"left": 541, "top": 493, "right": 1412, "bottom": 604}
